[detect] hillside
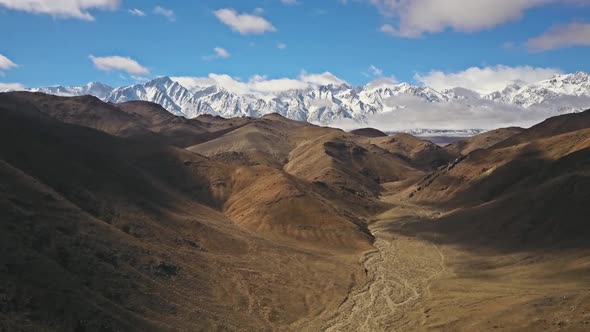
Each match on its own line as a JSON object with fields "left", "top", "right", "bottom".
{"left": 446, "top": 127, "right": 525, "bottom": 155}
{"left": 366, "top": 133, "right": 458, "bottom": 171}
{"left": 0, "top": 93, "right": 375, "bottom": 330}
{"left": 405, "top": 109, "right": 590, "bottom": 249}
{"left": 1, "top": 92, "right": 589, "bottom": 331}
{"left": 349, "top": 127, "right": 388, "bottom": 138}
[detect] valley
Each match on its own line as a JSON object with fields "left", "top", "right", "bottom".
{"left": 3, "top": 1, "right": 590, "bottom": 330}
{"left": 1, "top": 91, "right": 589, "bottom": 331}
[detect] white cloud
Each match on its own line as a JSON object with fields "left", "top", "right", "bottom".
{"left": 371, "top": 0, "right": 587, "bottom": 38}
{"left": 131, "top": 75, "right": 149, "bottom": 83}
{"left": 89, "top": 55, "right": 149, "bottom": 75}
{"left": 248, "top": 75, "right": 310, "bottom": 92}
{"left": 214, "top": 8, "right": 276, "bottom": 35}
{"left": 0, "top": 82, "right": 26, "bottom": 92}
{"left": 154, "top": 6, "right": 174, "bottom": 21}
{"left": 299, "top": 71, "right": 348, "bottom": 86}
{"left": 202, "top": 47, "right": 231, "bottom": 61}
{"left": 0, "top": 0, "right": 119, "bottom": 20}
{"left": 415, "top": 65, "right": 562, "bottom": 94}
{"left": 172, "top": 71, "right": 348, "bottom": 95}
{"left": 214, "top": 47, "right": 230, "bottom": 58}
{"left": 281, "top": 0, "right": 300, "bottom": 5}
{"left": 128, "top": 8, "right": 145, "bottom": 17}
{"left": 0, "top": 54, "right": 18, "bottom": 70}
{"left": 380, "top": 24, "right": 397, "bottom": 36}
{"left": 364, "top": 77, "right": 399, "bottom": 90}
{"left": 527, "top": 21, "right": 590, "bottom": 51}
{"left": 277, "top": 42, "right": 287, "bottom": 50}
{"left": 369, "top": 65, "right": 383, "bottom": 77}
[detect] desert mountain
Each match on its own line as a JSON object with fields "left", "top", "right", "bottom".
{"left": 1, "top": 91, "right": 590, "bottom": 331}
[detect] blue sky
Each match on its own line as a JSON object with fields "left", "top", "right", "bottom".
{"left": 1, "top": 0, "right": 589, "bottom": 91}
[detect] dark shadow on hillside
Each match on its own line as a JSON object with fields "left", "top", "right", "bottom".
{"left": 388, "top": 146, "right": 590, "bottom": 254}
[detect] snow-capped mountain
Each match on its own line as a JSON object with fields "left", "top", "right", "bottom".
{"left": 33, "top": 82, "right": 114, "bottom": 100}
{"left": 23, "top": 72, "right": 590, "bottom": 125}
{"left": 483, "top": 72, "right": 590, "bottom": 108}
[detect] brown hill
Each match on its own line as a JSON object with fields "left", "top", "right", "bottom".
{"left": 349, "top": 127, "right": 388, "bottom": 138}
{"left": 188, "top": 114, "right": 337, "bottom": 167}
{"left": 285, "top": 133, "right": 422, "bottom": 197}
{"left": 366, "top": 133, "right": 458, "bottom": 171}
{"left": 404, "top": 109, "right": 590, "bottom": 250}
{"left": 5, "top": 92, "right": 153, "bottom": 137}
{"left": 187, "top": 114, "right": 419, "bottom": 200}
{"left": 224, "top": 166, "right": 373, "bottom": 250}
{"left": 495, "top": 110, "right": 590, "bottom": 149}
{"left": 0, "top": 93, "right": 369, "bottom": 330}
{"left": 446, "top": 127, "right": 524, "bottom": 155}
{"left": 3, "top": 92, "right": 252, "bottom": 148}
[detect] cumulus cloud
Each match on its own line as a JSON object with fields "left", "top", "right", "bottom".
{"left": 527, "top": 21, "right": 590, "bottom": 51}
{"left": 172, "top": 71, "right": 348, "bottom": 95}
{"left": 214, "top": 8, "right": 276, "bottom": 35}
{"left": 0, "top": 82, "right": 26, "bottom": 92}
{"left": 89, "top": 55, "right": 149, "bottom": 75}
{"left": 128, "top": 8, "right": 145, "bottom": 17}
{"left": 277, "top": 42, "right": 287, "bottom": 50}
{"left": 281, "top": 0, "right": 300, "bottom": 5}
{"left": 0, "top": 0, "right": 119, "bottom": 20}
{"left": 371, "top": 0, "right": 586, "bottom": 38}
{"left": 154, "top": 6, "right": 175, "bottom": 21}
{"left": 0, "top": 54, "right": 18, "bottom": 70}
{"left": 415, "top": 65, "right": 562, "bottom": 94}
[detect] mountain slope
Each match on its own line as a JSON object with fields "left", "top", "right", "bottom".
{"left": 0, "top": 92, "right": 372, "bottom": 330}
{"left": 366, "top": 133, "right": 458, "bottom": 170}
{"left": 446, "top": 127, "right": 525, "bottom": 155}
{"left": 402, "top": 110, "right": 590, "bottom": 249}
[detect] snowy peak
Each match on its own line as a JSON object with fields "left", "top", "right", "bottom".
{"left": 26, "top": 71, "right": 590, "bottom": 125}
{"left": 32, "top": 82, "right": 114, "bottom": 99}
{"left": 483, "top": 71, "right": 590, "bottom": 107}
{"left": 537, "top": 72, "right": 590, "bottom": 96}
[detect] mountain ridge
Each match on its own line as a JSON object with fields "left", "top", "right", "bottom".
{"left": 16, "top": 71, "right": 590, "bottom": 126}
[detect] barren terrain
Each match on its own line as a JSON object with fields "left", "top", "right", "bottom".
{"left": 1, "top": 92, "right": 589, "bottom": 331}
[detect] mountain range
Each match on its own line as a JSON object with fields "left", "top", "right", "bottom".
{"left": 24, "top": 71, "right": 590, "bottom": 126}
{"left": 1, "top": 90, "right": 589, "bottom": 330}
